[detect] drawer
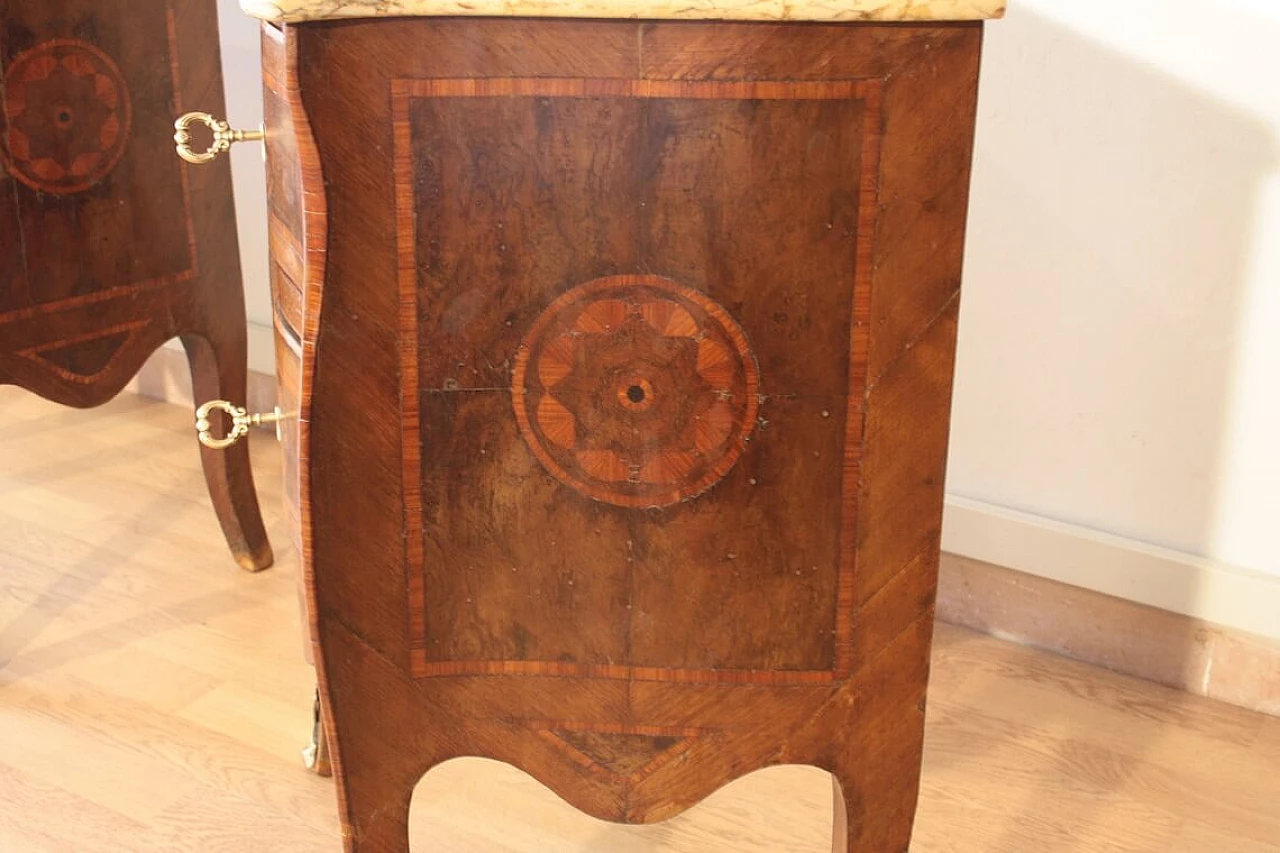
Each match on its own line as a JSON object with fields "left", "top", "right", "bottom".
{"left": 261, "top": 22, "right": 303, "bottom": 240}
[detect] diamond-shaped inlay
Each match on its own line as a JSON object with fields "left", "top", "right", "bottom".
{"left": 534, "top": 726, "right": 703, "bottom": 784}
{"left": 0, "top": 39, "right": 133, "bottom": 195}
{"left": 17, "top": 321, "right": 147, "bottom": 384}
{"left": 513, "top": 275, "right": 760, "bottom": 509}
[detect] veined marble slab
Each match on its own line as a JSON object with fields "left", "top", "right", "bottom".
{"left": 241, "top": 0, "right": 1004, "bottom": 24}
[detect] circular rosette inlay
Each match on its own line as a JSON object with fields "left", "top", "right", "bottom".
{"left": 0, "top": 39, "right": 132, "bottom": 195}
{"left": 513, "top": 275, "right": 760, "bottom": 508}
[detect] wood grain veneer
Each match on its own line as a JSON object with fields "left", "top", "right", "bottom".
{"left": 266, "top": 16, "right": 983, "bottom": 852}
{"left": 0, "top": 0, "right": 271, "bottom": 571}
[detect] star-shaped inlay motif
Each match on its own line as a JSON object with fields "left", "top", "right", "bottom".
{"left": 1, "top": 40, "right": 131, "bottom": 194}
{"left": 513, "top": 275, "right": 759, "bottom": 508}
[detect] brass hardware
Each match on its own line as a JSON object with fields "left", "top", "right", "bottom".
{"left": 302, "top": 689, "right": 332, "bottom": 776}
{"left": 195, "top": 400, "right": 285, "bottom": 449}
{"left": 174, "top": 111, "right": 264, "bottom": 164}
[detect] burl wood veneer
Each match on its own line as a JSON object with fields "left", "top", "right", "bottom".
{"left": 259, "top": 10, "right": 989, "bottom": 851}
{"left": 0, "top": 0, "right": 271, "bottom": 571}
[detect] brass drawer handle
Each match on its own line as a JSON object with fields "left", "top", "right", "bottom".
{"left": 196, "top": 400, "right": 286, "bottom": 449}
{"left": 174, "top": 111, "right": 264, "bottom": 164}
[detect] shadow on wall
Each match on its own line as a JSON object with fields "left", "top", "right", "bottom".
{"left": 953, "top": 5, "right": 1275, "bottom": 557}
{"left": 947, "top": 0, "right": 1280, "bottom": 677}
{"left": 936, "top": 6, "right": 1278, "bottom": 851}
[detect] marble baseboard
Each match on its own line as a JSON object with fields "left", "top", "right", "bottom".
{"left": 938, "top": 553, "right": 1280, "bottom": 717}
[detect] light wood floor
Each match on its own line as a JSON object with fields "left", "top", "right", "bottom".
{"left": 1, "top": 389, "right": 1277, "bottom": 853}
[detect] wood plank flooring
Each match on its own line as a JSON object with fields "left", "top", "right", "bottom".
{"left": 1, "top": 389, "right": 1277, "bottom": 852}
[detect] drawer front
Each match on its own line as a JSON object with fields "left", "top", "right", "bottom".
{"left": 262, "top": 22, "right": 305, "bottom": 342}
{"left": 262, "top": 22, "right": 303, "bottom": 236}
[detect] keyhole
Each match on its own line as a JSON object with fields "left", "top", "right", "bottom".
{"left": 626, "top": 385, "right": 646, "bottom": 404}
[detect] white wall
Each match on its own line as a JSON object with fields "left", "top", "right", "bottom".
{"left": 212, "top": 2, "right": 1280, "bottom": 636}
{"left": 216, "top": 0, "right": 273, "bottom": 374}
{"left": 948, "top": 0, "right": 1280, "bottom": 636}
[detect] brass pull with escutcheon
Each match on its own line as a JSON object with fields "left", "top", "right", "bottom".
{"left": 196, "top": 400, "right": 286, "bottom": 449}
{"left": 174, "top": 111, "right": 264, "bottom": 164}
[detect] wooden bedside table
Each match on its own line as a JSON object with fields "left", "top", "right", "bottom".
{"left": 190, "top": 1, "right": 1003, "bottom": 848}
{"left": 1, "top": 0, "right": 272, "bottom": 572}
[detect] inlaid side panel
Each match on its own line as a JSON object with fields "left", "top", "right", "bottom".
{"left": 399, "top": 79, "right": 881, "bottom": 682}
{"left": 294, "top": 18, "right": 982, "bottom": 841}
{"left": 0, "top": 0, "right": 196, "bottom": 318}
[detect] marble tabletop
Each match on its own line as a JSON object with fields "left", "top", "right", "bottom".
{"left": 241, "top": 0, "right": 1004, "bottom": 24}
